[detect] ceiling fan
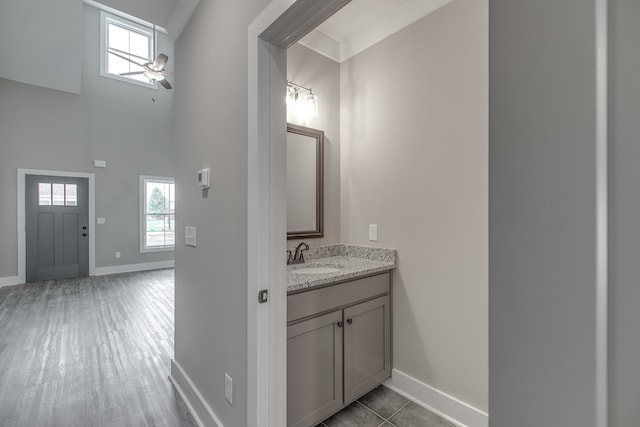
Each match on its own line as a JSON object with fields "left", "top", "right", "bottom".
{"left": 108, "top": 24, "right": 172, "bottom": 89}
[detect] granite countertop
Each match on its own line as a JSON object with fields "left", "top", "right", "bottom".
{"left": 287, "top": 244, "right": 396, "bottom": 294}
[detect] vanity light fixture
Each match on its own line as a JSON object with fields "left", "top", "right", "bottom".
{"left": 286, "top": 81, "right": 318, "bottom": 119}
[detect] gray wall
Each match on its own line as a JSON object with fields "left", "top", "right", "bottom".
{"left": 0, "top": 0, "right": 83, "bottom": 94}
{"left": 172, "top": 0, "right": 270, "bottom": 425}
{"left": 287, "top": 43, "right": 341, "bottom": 247}
{"left": 489, "top": 1, "right": 602, "bottom": 425}
{"left": 0, "top": 5, "right": 174, "bottom": 279}
{"left": 609, "top": 0, "right": 640, "bottom": 425}
{"left": 340, "top": 0, "right": 488, "bottom": 411}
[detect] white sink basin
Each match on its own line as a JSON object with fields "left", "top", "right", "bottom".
{"left": 294, "top": 266, "right": 342, "bottom": 275}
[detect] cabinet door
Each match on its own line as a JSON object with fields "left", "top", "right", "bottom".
{"left": 343, "top": 295, "right": 391, "bottom": 403}
{"left": 287, "top": 310, "right": 343, "bottom": 427}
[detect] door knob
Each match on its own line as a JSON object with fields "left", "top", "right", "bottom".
{"left": 82, "top": 226, "right": 87, "bottom": 230}
{"left": 347, "top": 318, "right": 353, "bottom": 325}
{"left": 82, "top": 233, "right": 88, "bottom": 237}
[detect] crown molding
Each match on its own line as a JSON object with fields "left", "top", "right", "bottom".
{"left": 299, "top": 0, "right": 453, "bottom": 63}
{"left": 165, "top": 0, "right": 200, "bottom": 41}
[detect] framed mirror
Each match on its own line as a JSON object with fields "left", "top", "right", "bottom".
{"left": 287, "top": 123, "right": 324, "bottom": 240}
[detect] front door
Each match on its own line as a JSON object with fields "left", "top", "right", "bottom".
{"left": 26, "top": 175, "right": 89, "bottom": 283}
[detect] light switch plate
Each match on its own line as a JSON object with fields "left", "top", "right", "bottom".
{"left": 93, "top": 160, "right": 107, "bottom": 168}
{"left": 97, "top": 217, "right": 106, "bottom": 225}
{"left": 185, "top": 226, "right": 196, "bottom": 247}
{"left": 369, "top": 224, "right": 378, "bottom": 241}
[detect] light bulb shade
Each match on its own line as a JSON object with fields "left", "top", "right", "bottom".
{"left": 286, "top": 85, "right": 297, "bottom": 105}
{"left": 144, "top": 70, "right": 166, "bottom": 81}
{"left": 286, "top": 83, "right": 318, "bottom": 120}
{"left": 306, "top": 93, "right": 318, "bottom": 117}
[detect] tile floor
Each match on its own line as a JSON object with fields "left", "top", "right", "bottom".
{"left": 317, "top": 385, "right": 455, "bottom": 427}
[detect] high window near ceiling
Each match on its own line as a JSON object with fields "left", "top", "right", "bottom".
{"left": 100, "top": 11, "right": 155, "bottom": 88}
{"left": 140, "top": 176, "right": 175, "bottom": 252}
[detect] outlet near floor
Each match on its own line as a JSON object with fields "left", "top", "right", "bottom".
{"left": 115, "top": 251, "right": 121, "bottom": 259}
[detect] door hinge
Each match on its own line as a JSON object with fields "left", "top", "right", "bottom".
{"left": 258, "top": 289, "right": 268, "bottom": 304}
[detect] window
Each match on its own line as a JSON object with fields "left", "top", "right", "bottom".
{"left": 140, "top": 176, "right": 175, "bottom": 252}
{"left": 38, "top": 183, "right": 77, "bottom": 206}
{"left": 100, "top": 12, "right": 155, "bottom": 88}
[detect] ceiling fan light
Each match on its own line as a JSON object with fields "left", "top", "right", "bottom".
{"left": 144, "top": 70, "right": 166, "bottom": 81}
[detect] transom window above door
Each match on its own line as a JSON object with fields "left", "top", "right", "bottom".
{"left": 38, "top": 183, "right": 77, "bottom": 206}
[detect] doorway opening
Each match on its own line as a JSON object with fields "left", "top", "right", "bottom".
{"left": 248, "top": 1, "right": 352, "bottom": 426}
{"left": 25, "top": 174, "right": 89, "bottom": 282}
{"left": 17, "top": 169, "right": 96, "bottom": 284}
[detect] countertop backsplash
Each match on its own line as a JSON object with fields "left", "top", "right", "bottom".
{"left": 297, "top": 243, "right": 396, "bottom": 264}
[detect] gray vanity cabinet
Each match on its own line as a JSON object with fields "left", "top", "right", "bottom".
{"left": 343, "top": 295, "right": 391, "bottom": 403}
{"left": 287, "top": 272, "right": 392, "bottom": 427}
{"left": 287, "top": 310, "right": 343, "bottom": 427}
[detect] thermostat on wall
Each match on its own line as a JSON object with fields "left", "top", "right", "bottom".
{"left": 197, "top": 168, "right": 210, "bottom": 189}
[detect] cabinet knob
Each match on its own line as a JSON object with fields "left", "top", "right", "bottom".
{"left": 347, "top": 318, "right": 353, "bottom": 325}
{"left": 336, "top": 321, "right": 343, "bottom": 328}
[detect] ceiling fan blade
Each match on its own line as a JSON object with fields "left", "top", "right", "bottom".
{"left": 119, "top": 71, "right": 145, "bottom": 76}
{"left": 108, "top": 47, "right": 150, "bottom": 62}
{"left": 159, "top": 79, "right": 172, "bottom": 89}
{"left": 108, "top": 50, "right": 146, "bottom": 68}
{"left": 153, "top": 53, "right": 168, "bottom": 69}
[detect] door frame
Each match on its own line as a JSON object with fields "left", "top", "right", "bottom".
{"left": 247, "top": 1, "right": 351, "bottom": 425}
{"left": 248, "top": 5, "right": 290, "bottom": 425}
{"left": 17, "top": 168, "right": 96, "bottom": 284}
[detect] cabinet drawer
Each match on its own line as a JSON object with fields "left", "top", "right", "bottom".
{"left": 288, "top": 272, "right": 390, "bottom": 323}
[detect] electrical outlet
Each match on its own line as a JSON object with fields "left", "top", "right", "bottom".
{"left": 115, "top": 251, "right": 121, "bottom": 259}
{"left": 225, "top": 373, "right": 233, "bottom": 405}
{"left": 369, "top": 224, "right": 378, "bottom": 241}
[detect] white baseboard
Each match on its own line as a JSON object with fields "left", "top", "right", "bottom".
{"left": 169, "top": 359, "right": 225, "bottom": 427}
{"left": 384, "top": 369, "right": 488, "bottom": 427}
{"left": 93, "top": 260, "right": 174, "bottom": 276}
{"left": 1, "top": 261, "right": 173, "bottom": 287}
{"left": 0, "top": 276, "right": 21, "bottom": 288}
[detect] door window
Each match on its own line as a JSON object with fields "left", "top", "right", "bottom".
{"left": 38, "top": 183, "right": 78, "bottom": 206}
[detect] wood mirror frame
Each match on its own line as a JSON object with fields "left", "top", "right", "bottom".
{"left": 287, "top": 123, "right": 324, "bottom": 240}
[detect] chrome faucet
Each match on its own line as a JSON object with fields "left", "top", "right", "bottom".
{"left": 288, "top": 242, "right": 309, "bottom": 265}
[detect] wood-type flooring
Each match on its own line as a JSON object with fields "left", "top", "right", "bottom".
{"left": 0, "top": 269, "right": 195, "bottom": 426}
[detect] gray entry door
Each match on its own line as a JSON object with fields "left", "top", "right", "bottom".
{"left": 26, "top": 175, "right": 89, "bottom": 283}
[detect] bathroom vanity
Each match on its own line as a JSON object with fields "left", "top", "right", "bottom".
{"left": 286, "top": 244, "right": 396, "bottom": 427}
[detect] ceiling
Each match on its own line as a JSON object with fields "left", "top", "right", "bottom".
{"left": 299, "top": 0, "right": 453, "bottom": 62}
{"left": 0, "top": 0, "right": 449, "bottom": 95}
